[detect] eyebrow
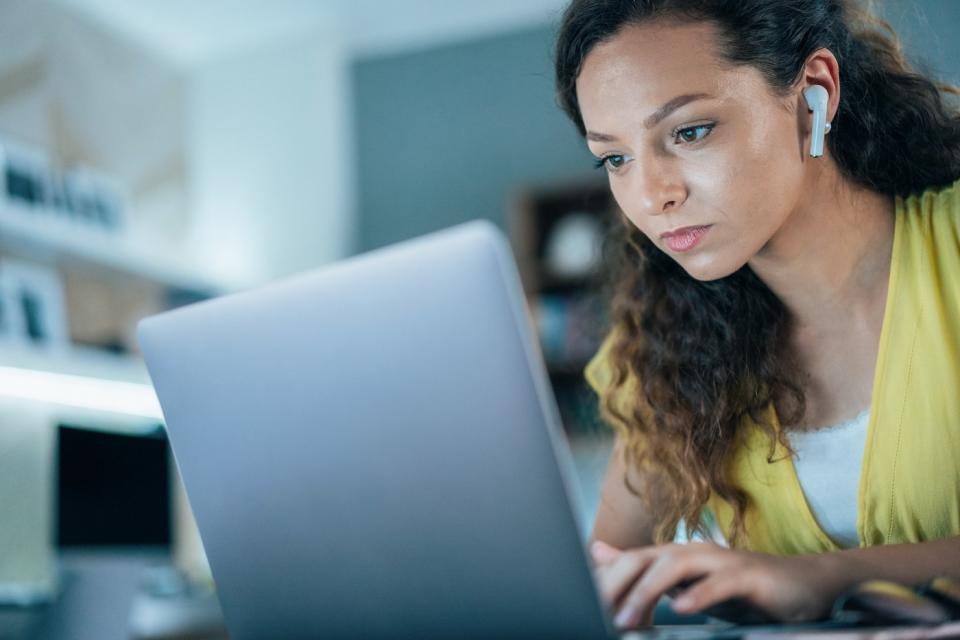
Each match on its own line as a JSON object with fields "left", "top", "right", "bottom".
{"left": 585, "top": 92, "right": 715, "bottom": 142}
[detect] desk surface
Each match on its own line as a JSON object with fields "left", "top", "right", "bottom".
{"left": 632, "top": 621, "right": 960, "bottom": 639}
{"left": 0, "top": 549, "right": 226, "bottom": 640}
{"left": 4, "top": 551, "right": 957, "bottom": 640}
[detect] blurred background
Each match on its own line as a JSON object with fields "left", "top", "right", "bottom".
{"left": 0, "top": 1, "right": 957, "bottom": 638}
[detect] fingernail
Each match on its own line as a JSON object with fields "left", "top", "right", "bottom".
{"left": 614, "top": 606, "right": 637, "bottom": 628}
{"left": 672, "top": 595, "right": 693, "bottom": 611}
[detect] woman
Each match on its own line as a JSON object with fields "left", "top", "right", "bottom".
{"left": 554, "top": 0, "right": 960, "bottom": 630}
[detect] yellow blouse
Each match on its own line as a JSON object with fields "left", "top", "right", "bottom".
{"left": 585, "top": 177, "right": 960, "bottom": 555}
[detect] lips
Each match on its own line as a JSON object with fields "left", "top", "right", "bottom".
{"left": 660, "top": 225, "right": 711, "bottom": 252}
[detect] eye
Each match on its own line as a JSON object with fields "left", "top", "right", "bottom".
{"left": 593, "top": 154, "right": 631, "bottom": 172}
{"left": 673, "top": 123, "right": 715, "bottom": 145}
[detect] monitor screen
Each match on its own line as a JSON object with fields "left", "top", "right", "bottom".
{"left": 57, "top": 425, "right": 170, "bottom": 547}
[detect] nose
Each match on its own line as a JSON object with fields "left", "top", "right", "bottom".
{"left": 629, "top": 158, "right": 687, "bottom": 216}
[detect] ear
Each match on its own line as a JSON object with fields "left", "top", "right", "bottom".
{"left": 797, "top": 47, "right": 841, "bottom": 125}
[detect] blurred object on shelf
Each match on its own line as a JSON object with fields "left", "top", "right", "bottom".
{"left": 534, "top": 293, "right": 566, "bottom": 363}
{"left": 0, "top": 138, "right": 49, "bottom": 211}
{"left": 0, "top": 258, "right": 68, "bottom": 351}
{"left": 510, "top": 177, "right": 615, "bottom": 296}
{"left": 533, "top": 291, "right": 605, "bottom": 371}
{"left": 59, "top": 167, "right": 124, "bottom": 232}
{"left": 0, "top": 400, "right": 57, "bottom": 607}
{"left": 1, "top": 136, "right": 126, "bottom": 236}
{"left": 542, "top": 212, "right": 604, "bottom": 281}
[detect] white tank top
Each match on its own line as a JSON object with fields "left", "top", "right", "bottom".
{"left": 788, "top": 408, "right": 870, "bottom": 548}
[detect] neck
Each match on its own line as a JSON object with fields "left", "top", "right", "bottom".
{"left": 747, "top": 159, "right": 895, "bottom": 334}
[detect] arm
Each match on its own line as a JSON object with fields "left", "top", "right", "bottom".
{"left": 807, "top": 536, "right": 960, "bottom": 596}
{"left": 591, "top": 535, "right": 960, "bottom": 630}
{"left": 590, "top": 436, "right": 668, "bottom": 549}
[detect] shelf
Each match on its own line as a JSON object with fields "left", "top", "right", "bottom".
{"left": 0, "top": 342, "right": 162, "bottom": 434}
{"left": 537, "top": 276, "right": 599, "bottom": 295}
{"left": 0, "top": 342, "right": 148, "bottom": 383}
{"left": 0, "top": 201, "right": 222, "bottom": 295}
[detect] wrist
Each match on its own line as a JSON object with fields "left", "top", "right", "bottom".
{"left": 805, "top": 548, "right": 870, "bottom": 597}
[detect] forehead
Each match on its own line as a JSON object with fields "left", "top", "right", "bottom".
{"left": 576, "top": 21, "right": 760, "bottom": 129}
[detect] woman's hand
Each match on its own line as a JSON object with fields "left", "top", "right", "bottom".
{"left": 590, "top": 540, "right": 843, "bottom": 630}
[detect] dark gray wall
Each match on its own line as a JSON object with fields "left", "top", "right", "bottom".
{"left": 881, "top": 0, "right": 960, "bottom": 85}
{"left": 351, "top": 2, "right": 960, "bottom": 254}
{"left": 351, "top": 25, "right": 593, "bottom": 253}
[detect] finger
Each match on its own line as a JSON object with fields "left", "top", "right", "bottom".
{"left": 596, "top": 550, "right": 657, "bottom": 607}
{"left": 613, "top": 556, "right": 686, "bottom": 629}
{"left": 671, "top": 574, "right": 748, "bottom": 615}
{"left": 590, "top": 540, "right": 621, "bottom": 564}
{"left": 613, "top": 545, "right": 725, "bottom": 629}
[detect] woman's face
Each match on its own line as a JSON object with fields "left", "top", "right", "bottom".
{"left": 576, "top": 20, "right": 809, "bottom": 281}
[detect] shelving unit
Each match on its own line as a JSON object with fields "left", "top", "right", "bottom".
{"left": 509, "top": 177, "right": 618, "bottom": 435}
{"left": 0, "top": 200, "right": 217, "bottom": 432}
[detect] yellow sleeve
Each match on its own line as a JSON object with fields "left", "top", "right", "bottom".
{"left": 584, "top": 330, "right": 619, "bottom": 396}
{"left": 584, "top": 329, "right": 653, "bottom": 435}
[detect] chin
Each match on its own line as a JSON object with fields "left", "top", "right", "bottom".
{"left": 677, "top": 253, "right": 743, "bottom": 282}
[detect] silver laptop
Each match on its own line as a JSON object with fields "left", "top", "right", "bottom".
{"left": 138, "top": 220, "right": 619, "bottom": 639}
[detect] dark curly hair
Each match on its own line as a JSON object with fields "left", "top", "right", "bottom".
{"left": 555, "top": 0, "right": 960, "bottom": 544}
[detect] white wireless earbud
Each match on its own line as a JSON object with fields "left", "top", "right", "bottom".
{"left": 802, "top": 85, "right": 830, "bottom": 158}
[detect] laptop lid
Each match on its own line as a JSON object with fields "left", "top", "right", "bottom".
{"left": 138, "top": 220, "right": 614, "bottom": 640}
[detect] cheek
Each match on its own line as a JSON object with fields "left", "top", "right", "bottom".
{"left": 735, "top": 139, "right": 805, "bottom": 240}
{"left": 688, "top": 122, "right": 802, "bottom": 230}
{"left": 740, "top": 113, "right": 806, "bottom": 198}
{"left": 608, "top": 180, "right": 656, "bottom": 238}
